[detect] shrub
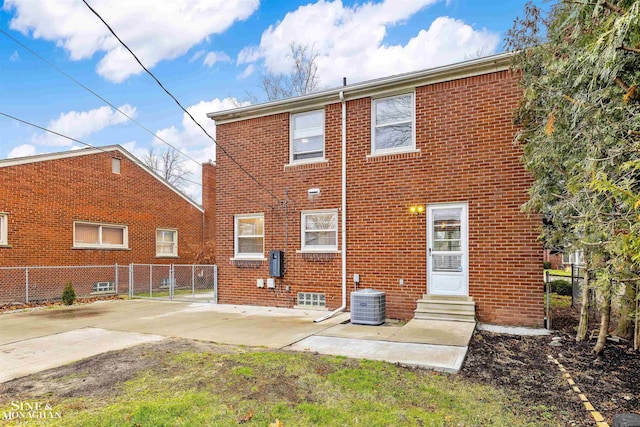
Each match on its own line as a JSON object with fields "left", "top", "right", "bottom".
{"left": 62, "top": 282, "right": 76, "bottom": 305}
{"left": 548, "top": 279, "right": 572, "bottom": 296}
{"left": 543, "top": 261, "right": 552, "bottom": 270}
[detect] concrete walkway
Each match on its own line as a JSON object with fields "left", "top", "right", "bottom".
{"left": 0, "top": 299, "right": 475, "bottom": 382}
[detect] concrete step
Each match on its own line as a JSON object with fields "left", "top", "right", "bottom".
{"left": 415, "top": 295, "right": 476, "bottom": 323}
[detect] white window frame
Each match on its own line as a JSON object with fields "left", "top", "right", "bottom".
{"left": 234, "top": 214, "right": 265, "bottom": 259}
{"left": 0, "top": 213, "right": 7, "bottom": 246}
{"left": 371, "top": 92, "right": 416, "bottom": 156}
{"left": 290, "top": 109, "right": 325, "bottom": 164}
{"left": 73, "top": 221, "right": 129, "bottom": 249}
{"left": 300, "top": 209, "right": 339, "bottom": 253}
{"left": 156, "top": 228, "right": 178, "bottom": 257}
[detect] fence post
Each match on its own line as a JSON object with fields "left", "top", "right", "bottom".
{"left": 115, "top": 263, "right": 119, "bottom": 295}
{"left": 129, "top": 263, "right": 133, "bottom": 299}
{"left": 191, "top": 265, "right": 195, "bottom": 299}
{"left": 25, "top": 267, "right": 29, "bottom": 304}
{"left": 149, "top": 264, "right": 153, "bottom": 298}
{"left": 545, "top": 270, "right": 550, "bottom": 329}
{"left": 214, "top": 265, "right": 218, "bottom": 304}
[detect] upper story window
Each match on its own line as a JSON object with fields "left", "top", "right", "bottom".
{"left": 301, "top": 210, "right": 338, "bottom": 252}
{"left": 0, "top": 213, "right": 7, "bottom": 246}
{"left": 372, "top": 93, "right": 415, "bottom": 155}
{"left": 234, "top": 214, "right": 264, "bottom": 259}
{"left": 156, "top": 229, "right": 178, "bottom": 257}
{"left": 74, "top": 221, "right": 128, "bottom": 249}
{"left": 291, "top": 110, "right": 324, "bottom": 163}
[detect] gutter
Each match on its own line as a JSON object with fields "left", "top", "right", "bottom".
{"left": 315, "top": 90, "right": 348, "bottom": 323}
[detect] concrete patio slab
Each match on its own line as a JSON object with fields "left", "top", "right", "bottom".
{"left": 387, "top": 319, "right": 475, "bottom": 347}
{"left": 0, "top": 300, "right": 474, "bottom": 380}
{"left": 285, "top": 335, "right": 468, "bottom": 373}
{"left": 0, "top": 327, "right": 163, "bottom": 383}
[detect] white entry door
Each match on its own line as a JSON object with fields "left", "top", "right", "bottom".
{"left": 427, "top": 204, "right": 468, "bottom": 296}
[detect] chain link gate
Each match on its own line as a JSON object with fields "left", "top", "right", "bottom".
{"left": 128, "top": 264, "right": 217, "bottom": 303}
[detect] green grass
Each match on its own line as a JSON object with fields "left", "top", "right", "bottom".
{"left": 1, "top": 349, "right": 562, "bottom": 427}
{"left": 544, "top": 269, "right": 571, "bottom": 277}
{"left": 548, "top": 293, "right": 572, "bottom": 309}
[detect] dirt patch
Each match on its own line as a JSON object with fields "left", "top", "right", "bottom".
{"left": 0, "top": 339, "right": 240, "bottom": 402}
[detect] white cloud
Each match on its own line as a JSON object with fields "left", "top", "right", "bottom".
{"left": 4, "top": 0, "right": 259, "bottom": 83}
{"left": 240, "top": 0, "right": 500, "bottom": 86}
{"left": 8, "top": 143, "right": 36, "bottom": 158}
{"left": 190, "top": 50, "right": 206, "bottom": 63}
{"left": 237, "top": 64, "right": 255, "bottom": 79}
{"left": 9, "top": 50, "right": 19, "bottom": 61}
{"left": 203, "top": 51, "right": 231, "bottom": 67}
{"left": 32, "top": 104, "right": 137, "bottom": 146}
{"left": 152, "top": 97, "right": 249, "bottom": 203}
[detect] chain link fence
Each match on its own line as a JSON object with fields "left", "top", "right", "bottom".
{"left": 0, "top": 264, "right": 216, "bottom": 306}
{"left": 129, "top": 264, "right": 217, "bottom": 303}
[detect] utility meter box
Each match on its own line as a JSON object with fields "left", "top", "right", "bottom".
{"left": 269, "top": 250, "right": 284, "bottom": 278}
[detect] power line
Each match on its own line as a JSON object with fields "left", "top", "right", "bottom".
{"left": 0, "top": 29, "right": 201, "bottom": 167}
{"left": 0, "top": 110, "right": 195, "bottom": 184}
{"left": 81, "top": 0, "right": 281, "bottom": 203}
{"left": 1, "top": 111, "right": 282, "bottom": 210}
{"left": 0, "top": 111, "right": 110, "bottom": 153}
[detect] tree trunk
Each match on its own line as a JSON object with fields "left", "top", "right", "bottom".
{"left": 614, "top": 282, "right": 636, "bottom": 340}
{"left": 576, "top": 262, "right": 590, "bottom": 341}
{"left": 635, "top": 290, "right": 639, "bottom": 351}
{"left": 594, "top": 292, "right": 611, "bottom": 355}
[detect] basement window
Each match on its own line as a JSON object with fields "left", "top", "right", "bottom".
{"left": 297, "top": 292, "right": 326, "bottom": 308}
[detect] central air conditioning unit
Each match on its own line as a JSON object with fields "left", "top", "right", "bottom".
{"left": 350, "top": 289, "right": 386, "bottom": 325}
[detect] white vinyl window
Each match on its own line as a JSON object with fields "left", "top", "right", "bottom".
{"left": 0, "top": 213, "right": 7, "bottom": 245}
{"left": 156, "top": 229, "right": 178, "bottom": 257}
{"left": 291, "top": 110, "right": 324, "bottom": 163}
{"left": 73, "top": 222, "right": 128, "bottom": 249}
{"left": 372, "top": 93, "right": 415, "bottom": 155}
{"left": 301, "top": 210, "right": 338, "bottom": 252}
{"left": 234, "top": 214, "right": 264, "bottom": 259}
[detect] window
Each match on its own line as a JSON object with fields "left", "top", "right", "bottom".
{"left": 73, "top": 222, "right": 128, "bottom": 249}
{"left": 0, "top": 213, "right": 7, "bottom": 245}
{"left": 301, "top": 210, "right": 338, "bottom": 252}
{"left": 234, "top": 214, "right": 264, "bottom": 259}
{"left": 112, "top": 157, "right": 121, "bottom": 174}
{"left": 156, "top": 229, "right": 178, "bottom": 257}
{"left": 372, "top": 93, "right": 415, "bottom": 155}
{"left": 291, "top": 110, "right": 324, "bottom": 163}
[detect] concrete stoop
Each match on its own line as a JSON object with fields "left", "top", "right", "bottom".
{"left": 414, "top": 295, "right": 476, "bottom": 323}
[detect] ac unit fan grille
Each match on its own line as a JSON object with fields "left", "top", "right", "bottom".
{"left": 350, "top": 289, "right": 386, "bottom": 325}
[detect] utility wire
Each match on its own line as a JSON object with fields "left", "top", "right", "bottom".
{"left": 0, "top": 111, "right": 278, "bottom": 209}
{"left": 81, "top": 0, "right": 281, "bottom": 203}
{"left": 0, "top": 29, "right": 201, "bottom": 167}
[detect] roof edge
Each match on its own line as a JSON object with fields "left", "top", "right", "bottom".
{"left": 0, "top": 145, "right": 204, "bottom": 212}
{"left": 208, "top": 52, "right": 513, "bottom": 124}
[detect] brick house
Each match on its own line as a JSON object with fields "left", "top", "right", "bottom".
{"left": 207, "top": 52, "right": 543, "bottom": 327}
{"left": 0, "top": 145, "right": 207, "bottom": 267}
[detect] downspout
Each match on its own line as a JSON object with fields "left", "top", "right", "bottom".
{"left": 315, "top": 90, "right": 347, "bottom": 322}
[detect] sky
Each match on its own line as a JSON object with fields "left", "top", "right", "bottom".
{"left": 0, "top": 0, "right": 544, "bottom": 203}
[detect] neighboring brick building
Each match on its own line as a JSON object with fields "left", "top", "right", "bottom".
{"left": 0, "top": 145, "right": 206, "bottom": 267}
{"left": 208, "top": 53, "right": 543, "bottom": 327}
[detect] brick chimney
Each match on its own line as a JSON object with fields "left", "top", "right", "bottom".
{"left": 201, "top": 161, "right": 216, "bottom": 248}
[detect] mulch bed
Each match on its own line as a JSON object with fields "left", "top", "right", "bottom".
{"left": 460, "top": 304, "right": 640, "bottom": 426}
{"left": 0, "top": 295, "right": 122, "bottom": 314}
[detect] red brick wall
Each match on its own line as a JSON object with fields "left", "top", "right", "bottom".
{"left": 214, "top": 70, "right": 543, "bottom": 327}
{"left": 0, "top": 150, "right": 205, "bottom": 267}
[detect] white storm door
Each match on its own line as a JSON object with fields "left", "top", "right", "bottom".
{"left": 427, "top": 204, "right": 468, "bottom": 296}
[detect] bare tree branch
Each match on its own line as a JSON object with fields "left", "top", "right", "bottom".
{"left": 261, "top": 43, "right": 321, "bottom": 101}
